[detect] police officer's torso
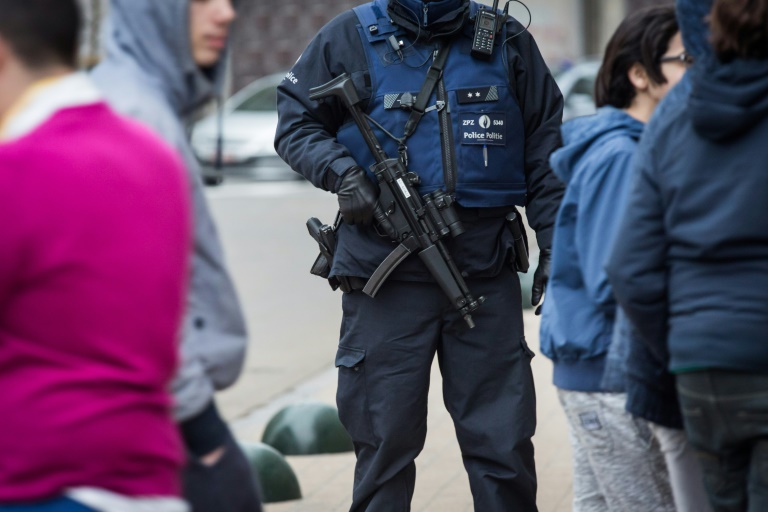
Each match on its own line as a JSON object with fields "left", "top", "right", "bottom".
{"left": 332, "top": 0, "right": 526, "bottom": 280}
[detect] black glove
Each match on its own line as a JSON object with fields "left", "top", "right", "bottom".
{"left": 531, "top": 248, "right": 551, "bottom": 315}
{"left": 336, "top": 166, "right": 379, "bottom": 226}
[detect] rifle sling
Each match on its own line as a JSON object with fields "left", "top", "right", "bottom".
{"left": 402, "top": 41, "right": 452, "bottom": 139}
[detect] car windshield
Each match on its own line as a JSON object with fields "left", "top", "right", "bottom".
{"left": 234, "top": 85, "right": 277, "bottom": 112}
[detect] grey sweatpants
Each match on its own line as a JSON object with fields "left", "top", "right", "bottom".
{"left": 558, "top": 390, "right": 675, "bottom": 512}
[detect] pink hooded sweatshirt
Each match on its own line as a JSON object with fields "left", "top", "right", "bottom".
{"left": 0, "top": 74, "right": 191, "bottom": 502}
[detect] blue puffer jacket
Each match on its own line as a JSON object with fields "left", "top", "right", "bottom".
{"left": 602, "top": 0, "right": 714, "bottom": 429}
{"left": 540, "top": 107, "right": 644, "bottom": 391}
{"left": 606, "top": 1, "right": 768, "bottom": 376}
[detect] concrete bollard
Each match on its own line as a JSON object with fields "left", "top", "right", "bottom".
{"left": 262, "top": 402, "right": 354, "bottom": 456}
{"left": 240, "top": 442, "right": 302, "bottom": 504}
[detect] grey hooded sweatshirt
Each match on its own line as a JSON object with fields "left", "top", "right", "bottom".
{"left": 91, "top": 0, "right": 248, "bottom": 422}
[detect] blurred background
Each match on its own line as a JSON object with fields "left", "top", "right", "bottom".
{"left": 78, "top": 0, "right": 674, "bottom": 82}
{"left": 77, "top": 0, "right": 673, "bottom": 183}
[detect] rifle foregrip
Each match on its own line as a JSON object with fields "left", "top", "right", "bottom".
{"left": 418, "top": 245, "right": 467, "bottom": 308}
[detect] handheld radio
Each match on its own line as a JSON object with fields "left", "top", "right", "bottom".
{"left": 471, "top": 0, "right": 507, "bottom": 60}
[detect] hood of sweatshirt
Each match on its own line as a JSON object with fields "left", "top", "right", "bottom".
{"left": 550, "top": 107, "right": 645, "bottom": 185}
{"left": 674, "top": 0, "right": 768, "bottom": 141}
{"left": 676, "top": 0, "right": 713, "bottom": 64}
{"left": 99, "top": 0, "right": 235, "bottom": 116}
{"left": 688, "top": 58, "right": 768, "bottom": 142}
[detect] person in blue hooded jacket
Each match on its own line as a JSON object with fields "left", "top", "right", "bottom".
{"left": 606, "top": 0, "right": 768, "bottom": 509}
{"left": 538, "top": 6, "right": 688, "bottom": 511}
{"left": 275, "top": 0, "right": 565, "bottom": 510}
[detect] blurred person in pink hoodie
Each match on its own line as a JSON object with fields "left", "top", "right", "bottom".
{"left": 0, "top": 1, "right": 192, "bottom": 511}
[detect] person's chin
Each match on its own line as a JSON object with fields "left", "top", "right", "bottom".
{"left": 195, "top": 51, "right": 222, "bottom": 68}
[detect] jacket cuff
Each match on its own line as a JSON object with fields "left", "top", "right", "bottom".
{"left": 625, "top": 378, "right": 684, "bottom": 429}
{"left": 535, "top": 227, "right": 554, "bottom": 253}
{"left": 325, "top": 157, "right": 359, "bottom": 193}
{"left": 179, "top": 401, "right": 230, "bottom": 457}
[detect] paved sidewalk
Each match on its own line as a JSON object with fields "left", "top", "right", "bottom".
{"left": 231, "top": 311, "right": 573, "bottom": 511}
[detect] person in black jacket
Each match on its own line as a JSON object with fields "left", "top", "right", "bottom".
{"left": 606, "top": 0, "right": 768, "bottom": 510}
{"left": 275, "top": 0, "right": 563, "bottom": 510}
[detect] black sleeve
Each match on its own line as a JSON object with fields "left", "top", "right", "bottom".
{"left": 179, "top": 401, "right": 230, "bottom": 457}
{"left": 504, "top": 21, "right": 565, "bottom": 251}
{"left": 274, "top": 11, "right": 370, "bottom": 193}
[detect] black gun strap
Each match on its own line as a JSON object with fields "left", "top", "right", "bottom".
{"left": 403, "top": 41, "right": 453, "bottom": 139}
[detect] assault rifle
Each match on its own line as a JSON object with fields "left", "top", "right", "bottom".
{"left": 309, "top": 73, "right": 484, "bottom": 328}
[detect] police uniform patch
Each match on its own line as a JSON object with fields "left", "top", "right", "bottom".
{"left": 457, "top": 86, "right": 499, "bottom": 104}
{"left": 459, "top": 112, "right": 506, "bottom": 146}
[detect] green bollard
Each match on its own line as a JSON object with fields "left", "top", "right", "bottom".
{"left": 240, "top": 441, "right": 302, "bottom": 504}
{"left": 262, "top": 402, "right": 354, "bottom": 456}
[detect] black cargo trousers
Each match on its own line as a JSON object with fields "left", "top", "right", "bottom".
{"left": 335, "top": 268, "right": 537, "bottom": 511}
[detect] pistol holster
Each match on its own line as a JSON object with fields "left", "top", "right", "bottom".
{"left": 306, "top": 216, "right": 352, "bottom": 293}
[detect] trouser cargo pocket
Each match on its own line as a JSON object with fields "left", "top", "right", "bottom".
{"left": 335, "top": 346, "right": 376, "bottom": 446}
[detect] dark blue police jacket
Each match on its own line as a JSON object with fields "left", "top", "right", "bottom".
{"left": 275, "top": 0, "right": 564, "bottom": 281}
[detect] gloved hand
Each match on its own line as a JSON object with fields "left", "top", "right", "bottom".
{"left": 336, "top": 166, "right": 379, "bottom": 226}
{"left": 335, "top": 165, "right": 397, "bottom": 238}
{"left": 531, "top": 248, "right": 551, "bottom": 315}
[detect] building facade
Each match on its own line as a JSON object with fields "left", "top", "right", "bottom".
{"left": 230, "top": 0, "right": 585, "bottom": 92}
{"left": 78, "top": 0, "right": 672, "bottom": 96}
{"left": 230, "top": 0, "right": 672, "bottom": 93}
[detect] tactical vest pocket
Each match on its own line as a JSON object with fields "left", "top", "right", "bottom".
{"left": 455, "top": 108, "right": 524, "bottom": 186}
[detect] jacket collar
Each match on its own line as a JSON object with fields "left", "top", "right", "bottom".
{"left": 388, "top": 0, "right": 470, "bottom": 41}
{"left": 0, "top": 73, "right": 101, "bottom": 142}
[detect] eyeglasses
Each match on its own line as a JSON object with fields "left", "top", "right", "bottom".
{"left": 659, "top": 52, "right": 694, "bottom": 66}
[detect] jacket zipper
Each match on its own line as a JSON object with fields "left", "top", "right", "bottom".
{"left": 423, "top": 5, "right": 429, "bottom": 25}
{"left": 437, "top": 77, "right": 457, "bottom": 194}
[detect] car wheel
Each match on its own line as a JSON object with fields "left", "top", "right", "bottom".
{"left": 203, "top": 175, "right": 224, "bottom": 186}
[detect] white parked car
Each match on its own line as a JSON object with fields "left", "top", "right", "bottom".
{"left": 554, "top": 57, "right": 601, "bottom": 122}
{"left": 191, "top": 72, "right": 300, "bottom": 184}
{"left": 193, "top": 60, "right": 600, "bottom": 184}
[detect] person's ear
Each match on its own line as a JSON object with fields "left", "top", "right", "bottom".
{"left": 627, "top": 63, "right": 650, "bottom": 92}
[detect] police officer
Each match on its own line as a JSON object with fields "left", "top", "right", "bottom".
{"left": 275, "top": 0, "right": 563, "bottom": 510}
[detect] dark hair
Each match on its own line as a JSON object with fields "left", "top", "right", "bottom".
{"left": 710, "top": 0, "right": 768, "bottom": 62}
{"left": 0, "top": 0, "right": 81, "bottom": 69}
{"left": 595, "top": 6, "right": 679, "bottom": 109}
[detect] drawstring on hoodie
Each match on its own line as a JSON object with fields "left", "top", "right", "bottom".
{"left": 213, "top": 96, "right": 224, "bottom": 186}
{"left": 210, "top": 34, "right": 235, "bottom": 187}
